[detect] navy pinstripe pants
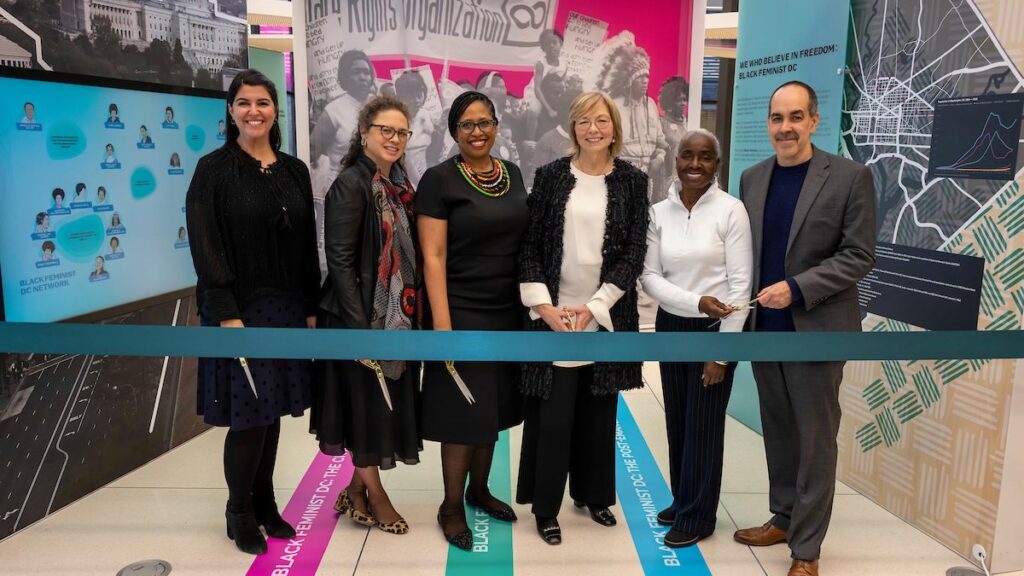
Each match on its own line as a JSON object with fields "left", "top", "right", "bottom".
{"left": 656, "top": 308, "right": 736, "bottom": 535}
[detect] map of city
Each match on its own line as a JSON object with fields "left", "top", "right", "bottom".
{"left": 843, "top": 0, "right": 1024, "bottom": 249}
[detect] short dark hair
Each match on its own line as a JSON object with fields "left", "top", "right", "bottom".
{"left": 447, "top": 91, "right": 497, "bottom": 138}
{"left": 769, "top": 80, "right": 818, "bottom": 116}
{"left": 337, "top": 50, "right": 373, "bottom": 93}
{"left": 109, "top": 103, "right": 118, "bottom": 113}
{"left": 36, "top": 211, "right": 47, "bottom": 225}
{"left": 395, "top": 70, "right": 427, "bottom": 102}
{"left": 225, "top": 69, "right": 282, "bottom": 151}
{"left": 24, "top": 102, "right": 33, "bottom": 109}
{"left": 75, "top": 182, "right": 86, "bottom": 194}
{"left": 52, "top": 187, "right": 64, "bottom": 200}
{"left": 42, "top": 240, "right": 55, "bottom": 252}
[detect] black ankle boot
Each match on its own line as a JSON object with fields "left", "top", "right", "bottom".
{"left": 226, "top": 507, "right": 268, "bottom": 555}
{"left": 254, "top": 499, "right": 296, "bottom": 539}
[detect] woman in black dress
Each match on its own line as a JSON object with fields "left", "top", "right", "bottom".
{"left": 517, "top": 91, "right": 649, "bottom": 544}
{"left": 312, "top": 96, "right": 421, "bottom": 535}
{"left": 186, "top": 70, "right": 320, "bottom": 555}
{"left": 415, "top": 91, "right": 528, "bottom": 550}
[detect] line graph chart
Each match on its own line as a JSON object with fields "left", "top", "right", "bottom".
{"left": 929, "top": 94, "right": 1024, "bottom": 180}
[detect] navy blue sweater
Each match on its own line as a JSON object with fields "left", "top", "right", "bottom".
{"left": 756, "top": 160, "right": 808, "bottom": 332}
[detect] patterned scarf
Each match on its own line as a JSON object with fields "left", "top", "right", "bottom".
{"left": 370, "top": 167, "right": 417, "bottom": 379}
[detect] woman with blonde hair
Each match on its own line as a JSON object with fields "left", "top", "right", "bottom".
{"left": 516, "top": 91, "right": 649, "bottom": 544}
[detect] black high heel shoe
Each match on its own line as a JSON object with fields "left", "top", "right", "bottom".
{"left": 465, "top": 488, "right": 517, "bottom": 522}
{"left": 254, "top": 499, "right": 296, "bottom": 539}
{"left": 573, "top": 500, "right": 617, "bottom": 527}
{"left": 226, "top": 507, "right": 268, "bottom": 555}
{"left": 437, "top": 507, "right": 473, "bottom": 551}
{"left": 536, "top": 516, "right": 561, "bottom": 545}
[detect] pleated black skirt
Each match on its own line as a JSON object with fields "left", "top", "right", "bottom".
{"left": 310, "top": 310, "right": 422, "bottom": 469}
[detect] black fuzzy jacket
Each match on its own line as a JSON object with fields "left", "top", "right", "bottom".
{"left": 518, "top": 156, "right": 649, "bottom": 398}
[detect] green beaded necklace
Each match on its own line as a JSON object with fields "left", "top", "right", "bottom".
{"left": 455, "top": 155, "right": 511, "bottom": 197}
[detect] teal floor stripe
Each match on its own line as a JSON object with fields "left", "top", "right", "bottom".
{"left": 616, "top": 398, "right": 712, "bottom": 575}
{"left": 445, "top": 429, "right": 514, "bottom": 575}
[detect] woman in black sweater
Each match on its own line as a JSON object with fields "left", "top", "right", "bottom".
{"left": 186, "top": 70, "right": 320, "bottom": 555}
{"left": 517, "top": 91, "right": 648, "bottom": 544}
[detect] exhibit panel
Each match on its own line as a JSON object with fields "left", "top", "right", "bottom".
{"left": 836, "top": 0, "right": 1024, "bottom": 570}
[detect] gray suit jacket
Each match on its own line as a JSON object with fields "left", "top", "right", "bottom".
{"left": 740, "top": 146, "right": 877, "bottom": 332}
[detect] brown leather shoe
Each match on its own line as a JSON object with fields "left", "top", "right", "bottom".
{"left": 788, "top": 559, "right": 818, "bottom": 576}
{"left": 733, "top": 521, "right": 787, "bottom": 546}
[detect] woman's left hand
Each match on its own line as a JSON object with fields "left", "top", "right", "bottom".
{"left": 306, "top": 316, "right": 317, "bottom": 329}
{"left": 702, "top": 361, "right": 726, "bottom": 386}
{"left": 566, "top": 305, "right": 593, "bottom": 332}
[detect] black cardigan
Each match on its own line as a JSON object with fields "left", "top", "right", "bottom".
{"left": 186, "top": 141, "right": 320, "bottom": 323}
{"left": 518, "top": 156, "right": 649, "bottom": 398}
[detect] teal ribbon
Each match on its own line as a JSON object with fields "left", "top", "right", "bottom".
{"left": 1, "top": 322, "right": 1022, "bottom": 361}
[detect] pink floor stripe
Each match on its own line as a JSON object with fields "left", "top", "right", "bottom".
{"left": 247, "top": 451, "right": 353, "bottom": 576}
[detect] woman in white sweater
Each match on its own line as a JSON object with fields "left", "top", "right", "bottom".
{"left": 640, "top": 128, "right": 753, "bottom": 548}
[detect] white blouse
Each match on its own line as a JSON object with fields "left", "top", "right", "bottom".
{"left": 521, "top": 163, "right": 625, "bottom": 367}
{"left": 641, "top": 181, "right": 753, "bottom": 334}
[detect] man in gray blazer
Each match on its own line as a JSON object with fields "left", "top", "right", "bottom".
{"left": 734, "top": 81, "right": 876, "bottom": 576}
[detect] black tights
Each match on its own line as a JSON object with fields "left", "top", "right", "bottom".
{"left": 224, "top": 419, "right": 281, "bottom": 513}
{"left": 438, "top": 441, "right": 502, "bottom": 534}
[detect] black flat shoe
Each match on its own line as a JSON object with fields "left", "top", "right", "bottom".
{"left": 657, "top": 506, "right": 675, "bottom": 527}
{"left": 465, "top": 489, "right": 517, "bottom": 522}
{"left": 573, "top": 500, "right": 617, "bottom": 527}
{"left": 255, "top": 500, "right": 296, "bottom": 539}
{"left": 536, "top": 516, "right": 561, "bottom": 545}
{"left": 226, "top": 508, "right": 268, "bottom": 555}
{"left": 437, "top": 509, "right": 473, "bottom": 551}
{"left": 664, "top": 529, "right": 711, "bottom": 548}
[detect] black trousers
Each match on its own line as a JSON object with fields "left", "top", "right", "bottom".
{"left": 516, "top": 365, "right": 618, "bottom": 518}
{"left": 657, "top": 309, "right": 735, "bottom": 535}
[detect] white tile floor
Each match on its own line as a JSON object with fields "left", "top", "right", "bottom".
{"left": 0, "top": 362, "right": 1016, "bottom": 576}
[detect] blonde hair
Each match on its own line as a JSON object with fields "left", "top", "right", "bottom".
{"left": 567, "top": 91, "right": 623, "bottom": 158}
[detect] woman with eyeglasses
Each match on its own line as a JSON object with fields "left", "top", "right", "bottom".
{"left": 640, "top": 129, "right": 752, "bottom": 548}
{"left": 312, "top": 96, "right": 422, "bottom": 536}
{"left": 415, "top": 91, "right": 528, "bottom": 550}
{"left": 516, "top": 91, "right": 649, "bottom": 545}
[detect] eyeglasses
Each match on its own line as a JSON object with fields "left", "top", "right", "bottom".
{"left": 575, "top": 117, "right": 612, "bottom": 131}
{"left": 456, "top": 119, "right": 499, "bottom": 134}
{"left": 370, "top": 124, "right": 413, "bottom": 141}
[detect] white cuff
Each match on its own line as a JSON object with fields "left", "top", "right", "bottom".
{"left": 587, "top": 283, "right": 625, "bottom": 332}
{"left": 520, "top": 282, "right": 552, "bottom": 321}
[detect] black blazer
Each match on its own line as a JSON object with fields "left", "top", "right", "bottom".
{"left": 518, "top": 156, "right": 649, "bottom": 398}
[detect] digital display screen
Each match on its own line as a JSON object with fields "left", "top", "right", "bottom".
{"left": 0, "top": 70, "right": 225, "bottom": 322}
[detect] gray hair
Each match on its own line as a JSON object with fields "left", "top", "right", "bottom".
{"left": 676, "top": 128, "right": 722, "bottom": 159}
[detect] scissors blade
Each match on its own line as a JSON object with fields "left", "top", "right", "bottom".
{"left": 362, "top": 361, "right": 393, "bottom": 411}
{"left": 445, "top": 361, "right": 476, "bottom": 405}
{"left": 238, "top": 357, "right": 258, "bottom": 399}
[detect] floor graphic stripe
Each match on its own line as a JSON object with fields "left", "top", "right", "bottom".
{"left": 615, "top": 398, "right": 712, "bottom": 575}
{"left": 445, "top": 429, "right": 514, "bottom": 576}
{"left": 247, "top": 452, "right": 353, "bottom": 576}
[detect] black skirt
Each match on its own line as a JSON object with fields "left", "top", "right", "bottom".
{"left": 310, "top": 310, "right": 422, "bottom": 469}
{"left": 197, "top": 295, "right": 312, "bottom": 431}
{"left": 420, "top": 304, "right": 523, "bottom": 445}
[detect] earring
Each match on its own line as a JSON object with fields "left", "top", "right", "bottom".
{"left": 361, "top": 139, "right": 367, "bottom": 146}
{"left": 230, "top": 119, "right": 236, "bottom": 125}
